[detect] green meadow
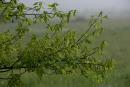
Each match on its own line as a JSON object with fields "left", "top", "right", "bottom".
{"left": 0, "top": 16, "right": 130, "bottom": 87}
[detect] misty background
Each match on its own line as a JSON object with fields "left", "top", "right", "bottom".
{"left": 20, "top": 0, "right": 130, "bottom": 18}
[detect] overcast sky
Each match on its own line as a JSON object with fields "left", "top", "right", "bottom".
{"left": 20, "top": 0, "right": 129, "bottom": 11}
{"left": 19, "top": 0, "right": 130, "bottom": 18}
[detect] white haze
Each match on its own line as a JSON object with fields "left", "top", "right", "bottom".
{"left": 20, "top": 0, "right": 130, "bottom": 18}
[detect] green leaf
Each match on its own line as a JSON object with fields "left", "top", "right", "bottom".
{"left": 100, "top": 40, "right": 108, "bottom": 51}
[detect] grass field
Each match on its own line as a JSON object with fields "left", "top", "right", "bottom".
{"left": 0, "top": 16, "right": 130, "bottom": 87}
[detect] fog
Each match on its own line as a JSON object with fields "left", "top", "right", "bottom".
{"left": 20, "top": 0, "right": 130, "bottom": 18}
{"left": 20, "top": 0, "right": 129, "bottom": 11}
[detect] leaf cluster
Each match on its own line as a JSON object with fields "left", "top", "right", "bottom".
{"left": 0, "top": 1, "right": 113, "bottom": 87}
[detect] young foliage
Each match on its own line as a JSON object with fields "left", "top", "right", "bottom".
{"left": 0, "top": 0, "right": 113, "bottom": 87}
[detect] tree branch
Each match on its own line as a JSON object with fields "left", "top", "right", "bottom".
{"left": 0, "top": 77, "right": 12, "bottom": 80}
